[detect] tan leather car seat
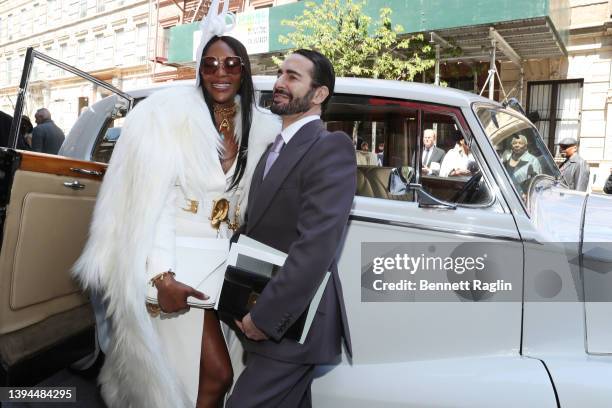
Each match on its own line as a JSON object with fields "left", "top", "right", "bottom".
{"left": 356, "top": 166, "right": 413, "bottom": 201}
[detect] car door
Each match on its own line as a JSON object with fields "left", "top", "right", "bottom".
{"left": 0, "top": 48, "right": 132, "bottom": 385}
{"left": 302, "top": 94, "right": 555, "bottom": 407}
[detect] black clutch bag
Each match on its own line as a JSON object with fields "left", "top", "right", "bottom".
{"left": 217, "top": 265, "right": 307, "bottom": 341}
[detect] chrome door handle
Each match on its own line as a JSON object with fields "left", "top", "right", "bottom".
{"left": 70, "top": 167, "right": 103, "bottom": 177}
{"left": 63, "top": 180, "right": 86, "bottom": 190}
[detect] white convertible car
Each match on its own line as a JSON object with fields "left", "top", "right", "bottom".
{"left": 1, "top": 48, "right": 611, "bottom": 407}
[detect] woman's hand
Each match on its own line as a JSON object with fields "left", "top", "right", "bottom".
{"left": 155, "top": 275, "right": 208, "bottom": 313}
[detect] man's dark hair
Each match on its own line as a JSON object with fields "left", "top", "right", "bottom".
{"left": 292, "top": 49, "right": 335, "bottom": 113}
{"left": 198, "top": 36, "right": 255, "bottom": 191}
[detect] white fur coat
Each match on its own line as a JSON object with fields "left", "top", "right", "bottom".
{"left": 73, "top": 86, "right": 279, "bottom": 408}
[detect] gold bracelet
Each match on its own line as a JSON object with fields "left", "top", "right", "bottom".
{"left": 149, "top": 270, "right": 176, "bottom": 287}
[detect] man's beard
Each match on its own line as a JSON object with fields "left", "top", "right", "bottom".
{"left": 271, "top": 87, "right": 316, "bottom": 115}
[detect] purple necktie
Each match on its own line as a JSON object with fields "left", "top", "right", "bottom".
{"left": 263, "top": 134, "right": 285, "bottom": 179}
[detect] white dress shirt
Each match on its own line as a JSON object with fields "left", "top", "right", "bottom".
{"left": 280, "top": 115, "right": 320, "bottom": 145}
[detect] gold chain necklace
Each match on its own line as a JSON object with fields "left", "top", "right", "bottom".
{"left": 213, "top": 103, "right": 237, "bottom": 134}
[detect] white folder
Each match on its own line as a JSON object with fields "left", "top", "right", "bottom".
{"left": 146, "top": 237, "right": 229, "bottom": 308}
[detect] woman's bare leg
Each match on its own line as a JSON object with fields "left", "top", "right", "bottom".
{"left": 196, "top": 310, "right": 233, "bottom": 408}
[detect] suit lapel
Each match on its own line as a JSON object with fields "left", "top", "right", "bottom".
{"left": 247, "top": 120, "right": 323, "bottom": 232}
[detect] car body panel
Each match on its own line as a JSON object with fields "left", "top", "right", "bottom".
{"left": 312, "top": 356, "right": 557, "bottom": 407}
{"left": 580, "top": 193, "right": 612, "bottom": 355}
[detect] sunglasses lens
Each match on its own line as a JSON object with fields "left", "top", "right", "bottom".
{"left": 201, "top": 57, "right": 219, "bottom": 74}
{"left": 224, "top": 57, "right": 242, "bottom": 74}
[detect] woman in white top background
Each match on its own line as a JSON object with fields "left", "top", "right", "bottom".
{"left": 440, "top": 131, "right": 476, "bottom": 177}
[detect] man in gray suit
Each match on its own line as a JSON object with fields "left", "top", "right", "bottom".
{"left": 32, "top": 108, "right": 65, "bottom": 154}
{"left": 421, "top": 129, "right": 445, "bottom": 176}
{"left": 559, "top": 137, "right": 589, "bottom": 191}
{"left": 228, "top": 49, "right": 356, "bottom": 407}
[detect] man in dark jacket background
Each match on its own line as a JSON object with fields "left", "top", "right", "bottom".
{"left": 0, "top": 110, "right": 12, "bottom": 147}
{"left": 32, "top": 108, "right": 65, "bottom": 154}
{"left": 559, "top": 137, "right": 590, "bottom": 191}
{"left": 604, "top": 168, "right": 612, "bottom": 194}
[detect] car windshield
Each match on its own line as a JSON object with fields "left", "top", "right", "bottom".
{"left": 475, "top": 105, "right": 561, "bottom": 201}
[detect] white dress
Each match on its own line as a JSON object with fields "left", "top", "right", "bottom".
{"left": 73, "top": 86, "right": 280, "bottom": 408}
{"left": 148, "top": 160, "right": 242, "bottom": 404}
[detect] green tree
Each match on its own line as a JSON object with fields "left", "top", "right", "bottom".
{"left": 276, "top": 0, "right": 434, "bottom": 81}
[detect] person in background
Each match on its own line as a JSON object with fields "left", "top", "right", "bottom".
{"left": 440, "top": 132, "right": 475, "bottom": 177}
{"left": 31, "top": 108, "right": 65, "bottom": 154}
{"left": 356, "top": 140, "right": 379, "bottom": 166}
{"left": 603, "top": 168, "right": 612, "bottom": 194}
{"left": 558, "top": 137, "right": 590, "bottom": 191}
{"left": 376, "top": 141, "right": 385, "bottom": 166}
{"left": 0, "top": 110, "right": 12, "bottom": 147}
{"left": 421, "top": 129, "right": 445, "bottom": 176}
{"left": 501, "top": 134, "right": 541, "bottom": 190}
{"left": 18, "top": 116, "right": 33, "bottom": 150}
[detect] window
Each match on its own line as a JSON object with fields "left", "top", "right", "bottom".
{"left": 20, "top": 8, "right": 27, "bottom": 38}
{"left": 56, "top": 0, "right": 63, "bottom": 21}
{"left": 420, "top": 110, "right": 491, "bottom": 205}
{"left": 475, "top": 105, "right": 561, "bottom": 203}
{"left": 527, "top": 80, "right": 583, "bottom": 158}
{"left": 29, "top": 5, "right": 36, "bottom": 34}
{"left": 96, "top": 0, "right": 104, "bottom": 13}
{"left": 7, "top": 58, "right": 12, "bottom": 85}
{"left": 0, "top": 59, "right": 6, "bottom": 87}
{"left": 94, "top": 33, "right": 105, "bottom": 63}
{"left": 114, "top": 29, "right": 125, "bottom": 65}
{"left": 55, "top": 42, "right": 68, "bottom": 76}
{"left": 45, "top": 0, "right": 53, "bottom": 26}
{"left": 80, "top": 0, "right": 88, "bottom": 17}
{"left": 135, "top": 23, "right": 148, "bottom": 64}
{"left": 59, "top": 42, "right": 67, "bottom": 60}
{"left": 76, "top": 38, "right": 86, "bottom": 64}
{"left": 258, "top": 93, "right": 492, "bottom": 206}
{"left": 0, "top": 17, "right": 3, "bottom": 42}
{"left": 7, "top": 14, "right": 12, "bottom": 40}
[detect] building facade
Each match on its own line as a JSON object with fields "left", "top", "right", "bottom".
{"left": 0, "top": 0, "right": 190, "bottom": 134}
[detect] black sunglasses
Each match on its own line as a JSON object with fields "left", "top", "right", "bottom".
{"left": 201, "top": 56, "right": 243, "bottom": 75}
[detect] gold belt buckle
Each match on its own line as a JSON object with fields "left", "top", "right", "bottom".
{"left": 210, "top": 198, "right": 230, "bottom": 230}
{"left": 182, "top": 199, "right": 199, "bottom": 214}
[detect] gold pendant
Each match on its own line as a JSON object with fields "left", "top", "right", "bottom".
{"left": 219, "top": 118, "right": 231, "bottom": 131}
{"left": 182, "top": 199, "right": 199, "bottom": 214}
{"left": 210, "top": 198, "right": 230, "bottom": 230}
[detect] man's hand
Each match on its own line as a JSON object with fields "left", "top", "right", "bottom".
{"left": 235, "top": 313, "right": 268, "bottom": 341}
{"left": 421, "top": 166, "right": 430, "bottom": 175}
{"left": 155, "top": 275, "right": 207, "bottom": 313}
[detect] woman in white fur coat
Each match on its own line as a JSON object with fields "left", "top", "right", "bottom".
{"left": 73, "top": 26, "right": 280, "bottom": 408}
